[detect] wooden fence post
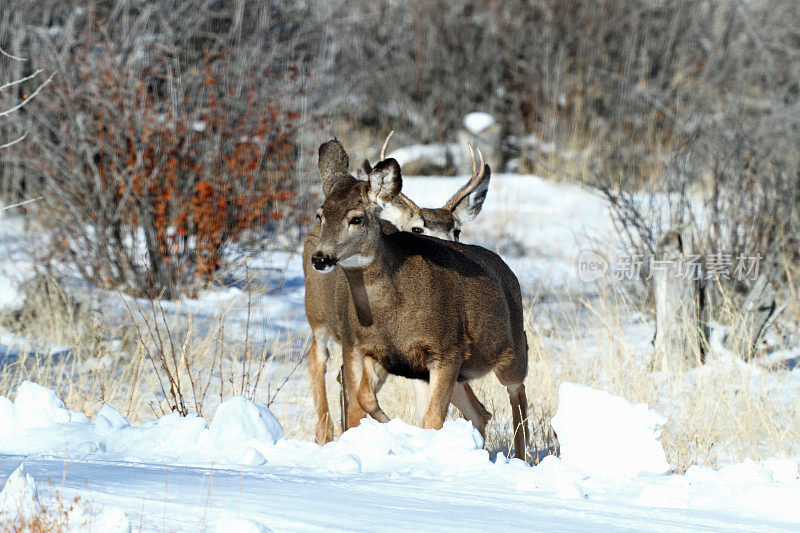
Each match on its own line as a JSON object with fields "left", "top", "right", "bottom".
{"left": 652, "top": 231, "right": 705, "bottom": 372}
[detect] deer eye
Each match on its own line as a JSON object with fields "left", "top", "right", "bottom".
{"left": 453, "top": 229, "right": 461, "bottom": 241}
{"left": 349, "top": 216, "right": 363, "bottom": 225}
{"left": 411, "top": 227, "right": 424, "bottom": 234}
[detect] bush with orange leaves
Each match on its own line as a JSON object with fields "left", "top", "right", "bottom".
{"left": 24, "top": 47, "right": 299, "bottom": 299}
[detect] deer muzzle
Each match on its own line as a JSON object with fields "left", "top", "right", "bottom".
{"left": 311, "top": 251, "right": 336, "bottom": 272}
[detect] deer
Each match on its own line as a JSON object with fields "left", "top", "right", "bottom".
{"left": 309, "top": 139, "right": 530, "bottom": 459}
{"left": 303, "top": 134, "right": 492, "bottom": 445}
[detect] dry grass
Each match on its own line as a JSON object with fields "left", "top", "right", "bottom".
{"left": 0, "top": 275, "right": 308, "bottom": 426}
{"left": 330, "top": 282, "right": 800, "bottom": 473}
{"left": 0, "top": 274, "right": 798, "bottom": 475}
{"left": 1, "top": 494, "right": 89, "bottom": 532}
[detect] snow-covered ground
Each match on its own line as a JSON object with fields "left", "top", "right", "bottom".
{"left": 0, "top": 171, "right": 798, "bottom": 530}
{"left": 1, "top": 380, "right": 799, "bottom": 531}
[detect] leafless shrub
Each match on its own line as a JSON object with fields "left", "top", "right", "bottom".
{"left": 22, "top": 44, "right": 299, "bottom": 298}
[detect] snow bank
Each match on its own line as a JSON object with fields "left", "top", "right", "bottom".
{"left": 635, "top": 459, "right": 800, "bottom": 522}
{"left": 1, "top": 380, "right": 799, "bottom": 525}
{"left": 0, "top": 381, "right": 284, "bottom": 465}
{"left": 550, "top": 382, "right": 669, "bottom": 478}
{"left": 0, "top": 382, "right": 490, "bottom": 476}
{"left": 310, "top": 418, "right": 488, "bottom": 474}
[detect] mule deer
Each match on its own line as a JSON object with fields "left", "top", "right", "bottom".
{"left": 310, "top": 140, "right": 529, "bottom": 459}
{"left": 304, "top": 136, "right": 491, "bottom": 444}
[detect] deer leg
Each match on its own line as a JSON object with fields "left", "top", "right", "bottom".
{"left": 450, "top": 382, "right": 492, "bottom": 441}
{"left": 357, "top": 356, "right": 390, "bottom": 423}
{"left": 341, "top": 343, "right": 367, "bottom": 430}
{"left": 507, "top": 383, "right": 529, "bottom": 460}
{"left": 422, "top": 362, "right": 458, "bottom": 430}
{"left": 309, "top": 329, "right": 333, "bottom": 444}
{"left": 496, "top": 347, "right": 530, "bottom": 460}
{"left": 411, "top": 379, "right": 431, "bottom": 426}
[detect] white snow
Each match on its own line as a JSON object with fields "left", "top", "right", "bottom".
{"left": 0, "top": 381, "right": 286, "bottom": 465}
{"left": 88, "top": 507, "right": 132, "bottom": 533}
{"left": 463, "top": 112, "right": 496, "bottom": 133}
{"left": 214, "top": 518, "right": 271, "bottom": 533}
{"left": 0, "top": 461, "right": 132, "bottom": 531}
{"left": 0, "top": 463, "right": 40, "bottom": 524}
{"left": 550, "top": 382, "right": 670, "bottom": 478}
{"left": 386, "top": 143, "right": 456, "bottom": 169}
{"left": 12, "top": 381, "right": 89, "bottom": 428}
{"left": 0, "top": 382, "right": 796, "bottom": 530}
{"left": 209, "top": 396, "right": 284, "bottom": 464}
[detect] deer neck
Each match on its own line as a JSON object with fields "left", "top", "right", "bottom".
{"left": 340, "top": 231, "right": 398, "bottom": 328}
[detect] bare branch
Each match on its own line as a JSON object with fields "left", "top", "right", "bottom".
{"left": 0, "top": 71, "right": 55, "bottom": 118}
{"left": 0, "top": 196, "right": 43, "bottom": 212}
{"left": 0, "top": 69, "right": 43, "bottom": 93}
{"left": 0, "top": 132, "right": 27, "bottom": 150}
{"left": 0, "top": 46, "right": 26, "bottom": 62}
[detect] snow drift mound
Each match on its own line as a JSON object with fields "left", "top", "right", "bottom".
{"left": 550, "top": 382, "right": 670, "bottom": 478}
{"left": 0, "top": 463, "right": 40, "bottom": 524}
{"left": 0, "top": 381, "right": 491, "bottom": 476}
{"left": 0, "top": 381, "right": 284, "bottom": 465}
{"left": 0, "top": 462, "right": 132, "bottom": 531}
{"left": 318, "top": 418, "right": 487, "bottom": 474}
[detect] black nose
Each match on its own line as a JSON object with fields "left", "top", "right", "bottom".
{"left": 312, "top": 253, "right": 334, "bottom": 271}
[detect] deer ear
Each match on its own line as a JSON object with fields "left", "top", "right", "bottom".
{"left": 451, "top": 164, "right": 491, "bottom": 223}
{"left": 368, "top": 158, "right": 402, "bottom": 206}
{"left": 356, "top": 159, "right": 372, "bottom": 181}
{"left": 318, "top": 139, "right": 350, "bottom": 195}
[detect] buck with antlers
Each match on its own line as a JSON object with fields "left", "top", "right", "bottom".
{"left": 304, "top": 135, "right": 492, "bottom": 445}
{"left": 307, "top": 139, "right": 529, "bottom": 459}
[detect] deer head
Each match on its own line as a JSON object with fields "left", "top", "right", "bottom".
{"left": 311, "top": 140, "right": 402, "bottom": 272}
{"left": 366, "top": 133, "right": 491, "bottom": 241}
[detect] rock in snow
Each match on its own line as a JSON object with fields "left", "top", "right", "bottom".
{"left": 209, "top": 396, "right": 284, "bottom": 464}
{"left": 0, "top": 381, "right": 286, "bottom": 465}
{"left": 550, "top": 382, "right": 670, "bottom": 478}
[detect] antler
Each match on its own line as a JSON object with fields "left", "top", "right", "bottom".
{"left": 395, "top": 191, "right": 421, "bottom": 213}
{"left": 380, "top": 130, "right": 395, "bottom": 160}
{"left": 375, "top": 130, "right": 419, "bottom": 212}
{"left": 443, "top": 142, "right": 487, "bottom": 211}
